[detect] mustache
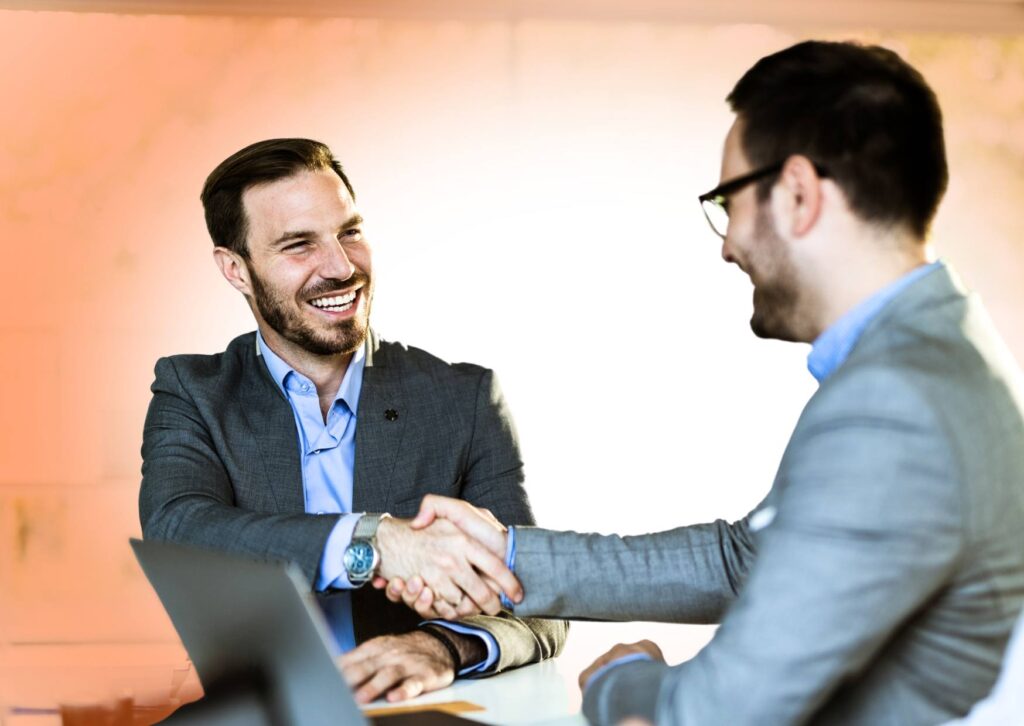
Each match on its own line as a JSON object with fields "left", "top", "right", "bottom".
{"left": 302, "top": 272, "right": 371, "bottom": 300}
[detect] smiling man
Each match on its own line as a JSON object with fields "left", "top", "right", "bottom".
{"left": 384, "top": 42, "right": 1024, "bottom": 725}
{"left": 138, "top": 138, "right": 565, "bottom": 706}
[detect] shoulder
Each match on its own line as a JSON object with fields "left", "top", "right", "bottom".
{"left": 802, "top": 363, "right": 937, "bottom": 426}
{"left": 151, "top": 332, "right": 255, "bottom": 395}
{"left": 376, "top": 338, "right": 493, "bottom": 384}
{"left": 373, "top": 337, "right": 507, "bottom": 415}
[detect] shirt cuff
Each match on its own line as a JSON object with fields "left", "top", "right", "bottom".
{"left": 422, "top": 621, "right": 500, "bottom": 676}
{"left": 499, "top": 525, "right": 517, "bottom": 611}
{"left": 315, "top": 513, "right": 364, "bottom": 590}
{"left": 583, "top": 653, "right": 654, "bottom": 695}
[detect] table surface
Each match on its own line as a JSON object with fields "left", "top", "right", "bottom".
{"left": 0, "top": 643, "right": 587, "bottom": 725}
{"left": 366, "top": 658, "right": 586, "bottom": 725}
{"left": 1, "top": 622, "right": 715, "bottom": 725}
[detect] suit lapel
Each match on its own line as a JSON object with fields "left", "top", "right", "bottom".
{"left": 353, "top": 332, "right": 408, "bottom": 512}
{"left": 239, "top": 334, "right": 306, "bottom": 514}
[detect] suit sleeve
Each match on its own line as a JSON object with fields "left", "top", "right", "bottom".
{"left": 448, "top": 369, "right": 569, "bottom": 674}
{"left": 584, "top": 368, "right": 964, "bottom": 725}
{"left": 511, "top": 516, "right": 757, "bottom": 623}
{"left": 139, "top": 357, "right": 337, "bottom": 585}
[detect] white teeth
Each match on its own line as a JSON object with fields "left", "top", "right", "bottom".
{"left": 310, "top": 291, "right": 357, "bottom": 308}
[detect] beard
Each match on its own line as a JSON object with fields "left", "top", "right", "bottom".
{"left": 249, "top": 268, "right": 372, "bottom": 357}
{"left": 748, "top": 205, "right": 803, "bottom": 343}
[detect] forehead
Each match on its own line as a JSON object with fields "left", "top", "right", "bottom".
{"left": 720, "top": 118, "right": 752, "bottom": 181}
{"left": 242, "top": 168, "right": 355, "bottom": 242}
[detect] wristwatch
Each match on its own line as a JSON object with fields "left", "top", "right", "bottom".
{"left": 343, "top": 513, "right": 390, "bottom": 586}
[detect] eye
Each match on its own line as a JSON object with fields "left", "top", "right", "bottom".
{"left": 339, "top": 228, "right": 362, "bottom": 241}
{"left": 283, "top": 241, "right": 310, "bottom": 252}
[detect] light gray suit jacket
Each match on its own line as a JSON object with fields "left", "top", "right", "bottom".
{"left": 139, "top": 330, "right": 566, "bottom": 672}
{"left": 513, "top": 265, "right": 1024, "bottom": 724}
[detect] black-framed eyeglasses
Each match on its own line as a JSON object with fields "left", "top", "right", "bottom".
{"left": 697, "top": 161, "right": 829, "bottom": 239}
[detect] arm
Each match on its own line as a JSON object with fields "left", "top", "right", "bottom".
{"left": 438, "top": 369, "right": 568, "bottom": 673}
{"left": 401, "top": 504, "right": 757, "bottom": 624}
{"left": 513, "top": 517, "right": 757, "bottom": 623}
{"left": 585, "top": 370, "right": 963, "bottom": 725}
{"left": 139, "top": 357, "right": 338, "bottom": 584}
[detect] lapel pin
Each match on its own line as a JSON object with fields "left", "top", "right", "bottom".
{"left": 384, "top": 409, "right": 399, "bottom": 421}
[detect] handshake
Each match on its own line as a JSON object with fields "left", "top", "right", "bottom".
{"left": 370, "top": 495, "right": 524, "bottom": 620}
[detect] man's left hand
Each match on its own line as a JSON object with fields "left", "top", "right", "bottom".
{"left": 578, "top": 640, "right": 666, "bottom": 692}
{"left": 338, "top": 631, "right": 457, "bottom": 704}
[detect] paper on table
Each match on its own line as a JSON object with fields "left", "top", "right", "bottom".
{"left": 363, "top": 700, "right": 485, "bottom": 718}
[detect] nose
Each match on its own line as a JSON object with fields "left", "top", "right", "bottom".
{"left": 721, "top": 237, "right": 736, "bottom": 264}
{"left": 319, "top": 239, "right": 355, "bottom": 280}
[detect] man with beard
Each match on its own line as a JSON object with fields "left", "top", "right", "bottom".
{"left": 138, "top": 138, "right": 566, "bottom": 707}
{"left": 381, "top": 41, "right": 1024, "bottom": 725}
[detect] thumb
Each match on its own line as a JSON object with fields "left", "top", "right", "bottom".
{"left": 410, "top": 495, "right": 441, "bottom": 529}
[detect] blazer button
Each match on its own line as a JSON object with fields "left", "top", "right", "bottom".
{"left": 384, "top": 408, "right": 399, "bottom": 421}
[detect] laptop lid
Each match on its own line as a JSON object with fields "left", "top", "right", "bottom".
{"left": 130, "top": 538, "right": 367, "bottom": 726}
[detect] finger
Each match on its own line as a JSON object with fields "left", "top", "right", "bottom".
{"left": 355, "top": 665, "right": 405, "bottom": 704}
{"left": 417, "top": 603, "right": 443, "bottom": 619}
{"left": 410, "top": 494, "right": 442, "bottom": 529}
{"left": 341, "top": 658, "right": 378, "bottom": 688}
{"left": 372, "top": 576, "right": 388, "bottom": 589}
{"left": 478, "top": 507, "right": 504, "bottom": 529}
{"left": 431, "top": 596, "right": 458, "bottom": 620}
{"left": 579, "top": 661, "right": 599, "bottom": 691}
{"left": 339, "top": 649, "right": 381, "bottom": 688}
{"left": 463, "top": 544, "right": 522, "bottom": 604}
{"left": 421, "top": 563, "right": 465, "bottom": 608}
{"left": 337, "top": 639, "right": 380, "bottom": 670}
{"left": 455, "top": 595, "right": 481, "bottom": 619}
{"left": 577, "top": 645, "right": 628, "bottom": 690}
{"left": 385, "top": 577, "right": 406, "bottom": 603}
{"left": 413, "top": 586, "right": 439, "bottom": 619}
{"left": 482, "top": 574, "right": 504, "bottom": 596}
{"left": 639, "top": 639, "right": 666, "bottom": 661}
{"left": 401, "top": 577, "right": 424, "bottom": 610}
{"left": 414, "top": 496, "right": 500, "bottom": 551}
{"left": 449, "top": 566, "right": 500, "bottom": 616}
{"left": 386, "top": 676, "right": 426, "bottom": 703}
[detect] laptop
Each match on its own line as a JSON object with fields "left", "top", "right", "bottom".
{"left": 130, "top": 538, "right": 480, "bottom": 725}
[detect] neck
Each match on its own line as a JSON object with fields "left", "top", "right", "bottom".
{"left": 807, "top": 232, "right": 933, "bottom": 340}
{"left": 258, "top": 324, "right": 353, "bottom": 399}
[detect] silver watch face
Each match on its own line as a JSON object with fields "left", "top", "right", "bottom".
{"left": 344, "top": 540, "right": 376, "bottom": 580}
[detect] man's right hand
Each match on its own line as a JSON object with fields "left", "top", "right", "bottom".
{"left": 374, "top": 515, "right": 520, "bottom": 619}
{"left": 374, "top": 496, "right": 518, "bottom": 619}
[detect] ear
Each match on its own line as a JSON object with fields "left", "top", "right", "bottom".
{"left": 213, "top": 247, "right": 254, "bottom": 297}
{"left": 773, "top": 155, "right": 824, "bottom": 238}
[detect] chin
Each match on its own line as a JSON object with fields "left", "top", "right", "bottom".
{"left": 750, "top": 307, "right": 796, "bottom": 343}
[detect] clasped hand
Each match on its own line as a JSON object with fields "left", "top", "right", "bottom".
{"left": 374, "top": 495, "right": 519, "bottom": 619}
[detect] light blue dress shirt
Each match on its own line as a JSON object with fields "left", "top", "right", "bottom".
{"left": 257, "top": 331, "right": 496, "bottom": 673}
{"left": 807, "top": 261, "right": 942, "bottom": 382}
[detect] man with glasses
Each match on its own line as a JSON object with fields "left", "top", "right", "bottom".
{"left": 380, "top": 40, "right": 1024, "bottom": 724}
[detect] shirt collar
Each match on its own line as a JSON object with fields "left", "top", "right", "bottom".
{"left": 256, "top": 330, "right": 366, "bottom": 413}
{"left": 807, "top": 260, "right": 942, "bottom": 383}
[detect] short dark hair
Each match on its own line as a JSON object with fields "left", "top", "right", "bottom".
{"left": 200, "top": 138, "right": 355, "bottom": 257}
{"left": 727, "top": 41, "right": 948, "bottom": 239}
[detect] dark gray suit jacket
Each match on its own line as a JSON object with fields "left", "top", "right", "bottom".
{"left": 139, "top": 330, "right": 566, "bottom": 672}
{"left": 512, "top": 264, "right": 1024, "bottom": 723}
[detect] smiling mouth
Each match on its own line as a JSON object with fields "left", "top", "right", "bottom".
{"left": 307, "top": 289, "right": 359, "bottom": 313}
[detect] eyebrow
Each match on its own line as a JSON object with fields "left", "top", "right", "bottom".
{"left": 271, "top": 215, "right": 364, "bottom": 247}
